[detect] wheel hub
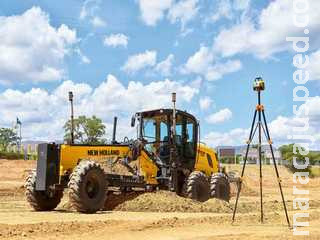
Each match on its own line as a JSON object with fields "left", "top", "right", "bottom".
{"left": 86, "top": 178, "right": 99, "bottom": 199}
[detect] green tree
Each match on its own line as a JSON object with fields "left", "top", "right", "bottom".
{"left": 0, "top": 128, "right": 18, "bottom": 151}
{"left": 309, "top": 152, "right": 320, "bottom": 165}
{"left": 64, "top": 115, "right": 106, "bottom": 145}
{"left": 279, "top": 143, "right": 313, "bottom": 173}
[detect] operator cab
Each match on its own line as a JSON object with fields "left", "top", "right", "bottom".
{"left": 134, "top": 109, "right": 198, "bottom": 170}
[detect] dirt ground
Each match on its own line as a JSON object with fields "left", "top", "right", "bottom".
{"left": 0, "top": 160, "right": 319, "bottom": 240}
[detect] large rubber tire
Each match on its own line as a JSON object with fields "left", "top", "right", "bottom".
{"left": 68, "top": 161, "right": 107, "bottom": 213}
{"left": 25, "top": 171, "right": 63, "bottom": 211}
{"left": 210, "top": 173, "right": 230, "bottom": 202}
{"left": 185, "top": 171, "right": 210, "bottom": 202}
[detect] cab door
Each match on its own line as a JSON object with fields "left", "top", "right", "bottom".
{"left": 175, "top": 114, "right": 197, "bottom": 170}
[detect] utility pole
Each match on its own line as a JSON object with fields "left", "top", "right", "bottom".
{"left": 16, "top": 117, "right": 22, "bottom": 153}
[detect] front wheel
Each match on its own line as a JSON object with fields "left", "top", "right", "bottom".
{"left": 68, "top": 161, "right": 107, "bottom": 213}
{"left": 25, "top": 171, "right": 63, "bottom": 211}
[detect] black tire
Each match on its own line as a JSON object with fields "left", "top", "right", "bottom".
{"left": 210, "top": 173, "right": 230, "bottom": 202}
{"left": 185, "top": 171, "right": 210, "bottom": 202}
{"left": 68, "top": 161, "right": 107, "bottom": 213}
{"left": 25, "top": 171, "right": 63, "bottom": 211}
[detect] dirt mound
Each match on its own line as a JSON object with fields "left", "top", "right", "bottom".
{"left": 112, "top": 191, "right": 234, "bottom": 213}
{"left": 0, "top": 160, "right": 35, "bottom": 181}
{"left": 105, "top": 188, "right": 306, "bottom": 214}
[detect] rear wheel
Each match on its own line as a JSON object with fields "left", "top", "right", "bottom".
{"left": 210, "top": 173, "right": 230, "bottom": 202}
{"left": 185, "top": 171, "right": 210, "bottom": 202}
{"left": 68, "top": 161, "right": 107, "bottom": 213}
{"left": 25, "top": 171, "right": 63, "bottom": 211}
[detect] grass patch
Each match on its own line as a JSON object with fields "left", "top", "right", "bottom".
{"left": 311, "top": 166, "right": 320, "bottom": 177}
{"left": 0, "top": 151, "right": 25, "bottom": 160}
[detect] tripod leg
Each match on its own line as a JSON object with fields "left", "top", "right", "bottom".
{"left": 255, "top": 91, "right": 265, "bottom": 223}
{"left": 258, "top": 113, "right": 264, "bottom": 223}
{"left": 262, "top": 110, "right": 291, "bottom": 228}
{"left": 232, "top": 110, "right": 258, "bottom": 223}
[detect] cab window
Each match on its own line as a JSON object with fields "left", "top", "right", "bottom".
{"left": 160, "top": 122, "right": 169, "bottom": 142}
{"left": 142, "top": 118, "right": 156, "bottom": 143}
{"left": 184, "top": 119, "right": 196, "bottom": 158}
{"left": 207, "top": 153, "right": 213, "bottom": 168}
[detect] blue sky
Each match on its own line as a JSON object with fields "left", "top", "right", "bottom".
{"left": 0, "top": 0, "right": 319, "bottom": 148}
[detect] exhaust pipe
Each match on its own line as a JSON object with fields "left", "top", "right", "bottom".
{"left": 112, "top": 116, "right": 117, "bottom": 144}
{"left": 172, "top": 92, "right": 176, "bottom": 139}
{"left": 170, "top": 92, "right": 178, "bottom": 192}
{"left": 68, "top": 91, "right": 74, "bottom": 144}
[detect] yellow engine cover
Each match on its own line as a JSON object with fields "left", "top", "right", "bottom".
{"left": 195, "top": 143, "right": 219, "bottom": 176}
{"left": 59, "top": 144, "right": 131, "bottom": 175}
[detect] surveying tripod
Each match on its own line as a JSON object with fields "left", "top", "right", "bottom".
{"left": 232, "top": 78, "right": 290, "bottom": 228}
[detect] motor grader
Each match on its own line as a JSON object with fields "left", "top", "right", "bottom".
{"left": 25, "top": 93, "right": 231, "bottom": 213}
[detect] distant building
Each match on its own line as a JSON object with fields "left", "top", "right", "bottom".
{"left": 216, "top": 146, "right": 236, "bottom": 164}
{"left": 239, "top": 145, "right": 283, "bottom": 165}
{"left": 239, "top": 148, "right": 259, "bottom": 164}
{"left": 214, "top": 145, "right": 289, "bottom": 165}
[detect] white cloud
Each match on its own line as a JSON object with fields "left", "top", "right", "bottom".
{"left": 0, "top": 75, "right": 199, "bottom": 141}
{"left": 307, "top": 50, "right": 320, "bottom": 80}
{"left": 210, "top": 0, "right": 233, "bottom": 23}
{"left": 233, "top": 0, "right": 250, "bottom": 10}
{"left": 137, "top": 0, "right": 173, "bottom": 26}
{"left": 123, "top": 52, "right": 174, "bottom": 76}
{"left": 103, "top": 33, "right": 129, "bottom": 48}
{"left": 206, "top": 60, "right": 242, "bottom": 81}
{"left": 80, "top": 0, "right": 106, "bottom": 28}
{"left": 80, "top": 55, "right": 91, "bottom": 64}
{"left": 206, "top": 0, "right": 250, "bottom": 24}
{"left": 199, "top": 97, "right": 213, "bottom": 110}
{"left": 89, "top": 75, "right": 198, "bottom": 115}
{"left": 190, "top": 76, "right": 203, "bottom": 89}
{"left": 91, "top": 16, "right": 106, "bottom": 27}
{"left": 57, "top": 24, "right": 77, "bottom": 44}
{"left": 75, "top": 48, "right": 91, "bottom": 64}
{"left": 203, "top": 97, "right": 320, "bottom": 149}
{"left": 137, "top": 0, "right": 199, "bottom": 30}
{"left": 183, "top": 46, "right": 214, "bottom": 74}
{"left": 167, "top": 0, "right": 199, "bottom": 30}
{"left": 213, "top": 0, "right": 320, "bottom": 58}
{"left": 80, "top": 0, "right": 91, "bottom": 19}
{"left": 268, "top": 97, "right": 320, "bottom": 144}
{"left": 182, "top": 46, "right": 242, "bottom": 80}
{"left": 122, "top": 50, "right": 157, "bottom": 74}
{"left": 154, "top": 54, "right": 174, "bottom": 76}
{"left": 0, "top": 7, "right": 77, "bottom": 84}
{"left": 213, "top": 20, "right": 255, "bottom": 57}
{"left": 206, "top": 108, "right": 232, "bottom": 124}
{"left": 203, "top": 128, "right": 248, "bottom": 147}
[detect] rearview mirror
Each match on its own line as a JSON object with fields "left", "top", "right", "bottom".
{"left": 131, "top": 115, "right": 136, "bottom": 127}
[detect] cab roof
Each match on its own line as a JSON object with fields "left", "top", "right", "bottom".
{"left": 136, "top": 108, "right": 198, "bottom": 122}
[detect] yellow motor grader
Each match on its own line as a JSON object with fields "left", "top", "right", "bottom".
{"left": 25, "top": 93, "right": 231, "bottom": 213}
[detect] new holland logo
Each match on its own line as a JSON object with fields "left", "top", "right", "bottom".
{"left": 87, "top": 149, "right": 120, "bottom": 156}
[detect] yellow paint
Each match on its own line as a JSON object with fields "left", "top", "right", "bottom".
{"left": 58, "top": 143, "right": 219, "bottom": 184}
{"left": 138, "top": 150, "right": 159, "bottom": 185}
{"left": 195, "top": 143, "right": 219, "bottom": 175}
{"left": 59, "top": 144, "right": 158, "bottom": 184}
{"left": 60, "top": 144, "right": 131, "bottom": 173}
